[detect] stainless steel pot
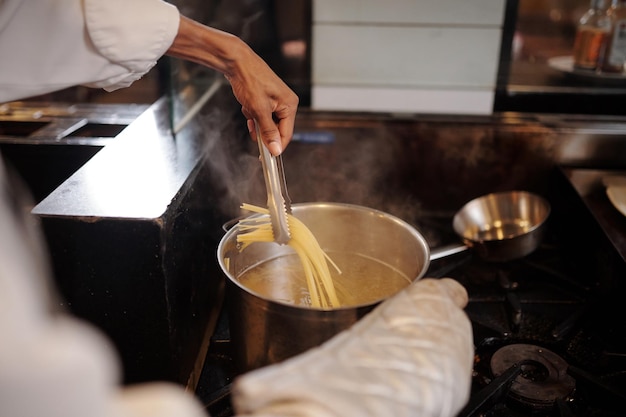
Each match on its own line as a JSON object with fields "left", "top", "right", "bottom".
{"left": 217, "top": 202, "right": 431, "bottom": 373}
{"left": 217, "top": 193, "right": 548, "bottom": 372}
{"left": 430, "top": 191, "right": 551, "bottom": 262}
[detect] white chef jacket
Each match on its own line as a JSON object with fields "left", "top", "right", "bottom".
{"left": 0, "top": 3, "right": 208, "bottom": 415}
{"left": 0, "top": 0, "right": 180, "bottom": 103}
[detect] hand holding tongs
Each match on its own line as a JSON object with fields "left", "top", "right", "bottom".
{"left": 256, "top": 122, "right": 292, "bottom": 244}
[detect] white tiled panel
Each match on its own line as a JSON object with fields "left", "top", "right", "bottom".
{"left": 312, "top": 86, "right": 495, "bottom": 115}
{"left": 313, "top": 25, "right": 501, "bottom": 87}
{"left": 311, "top": 0, "right": 506, "bottom": 115}
{"left": 314, "top": 0, "right": 505, "bottom": 25}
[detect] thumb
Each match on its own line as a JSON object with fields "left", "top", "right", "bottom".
{"left": 252, "top": 117, "right": 283, "bottom": 156}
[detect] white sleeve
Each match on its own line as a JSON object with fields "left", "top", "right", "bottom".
{"left": 0, "top": 158, "right": 208, "bottom": 417}
{"left": 0, "top": 0, "right": 180, "bottom": 103}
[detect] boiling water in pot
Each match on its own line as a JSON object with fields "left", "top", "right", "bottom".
{"left": 237, "top": 251, "right": 413, "bottom": 308}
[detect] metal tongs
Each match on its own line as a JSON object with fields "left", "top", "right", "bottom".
{"left": 256, "top": 122, "right": 292, "bottom": 244}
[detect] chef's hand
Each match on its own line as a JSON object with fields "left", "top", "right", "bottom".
{"left": 166, "top": 16, "right": 298, "bottom": 156}
{"left": 232, "top": 278, "right": 474, "bottom": 417}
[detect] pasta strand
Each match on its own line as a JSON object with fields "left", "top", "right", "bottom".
{"left": 236, "top": 204, "right": 341, "bottom": 308}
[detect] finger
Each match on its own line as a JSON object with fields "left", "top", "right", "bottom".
{"left": 247, "top": 118, "right": 256, "bottom": 142}
{"left": 276, "top": 112, "right": 296, "bottom": 151}
{"left": 273, "top": 93, "right": 298, "bottom": 150}
{"left": 255, "top": 116, "right": 283, "bottom": 156}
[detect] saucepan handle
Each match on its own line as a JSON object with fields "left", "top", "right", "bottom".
{"left": 429, "top": 243, "right": 469, "bottom": 261}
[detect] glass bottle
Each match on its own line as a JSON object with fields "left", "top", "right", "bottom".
{"left": 602, "top": 0, "right": 626, "bottom": 73}
{"left": 573, "top": 0, "right": 612, "bottom": 71}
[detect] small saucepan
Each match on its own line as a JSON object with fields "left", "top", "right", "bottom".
{"left": 430, "top": 191, "right": 551, "bottom": 262}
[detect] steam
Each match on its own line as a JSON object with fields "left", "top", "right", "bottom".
{"left": 193, "top": 107, "right": 454, "bottom": 247}
{"left": 196, "top": 106, "right": 264, "bottom": 220}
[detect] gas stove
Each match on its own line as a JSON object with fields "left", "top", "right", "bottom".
{"left": 429, "top": 167, "right": 626, "bottom": 416}
{"left": 193, "top": 165, "right": 626, "bottom": 417}
{"left": 433, "top": 241, "right": 626, "bottom": 416}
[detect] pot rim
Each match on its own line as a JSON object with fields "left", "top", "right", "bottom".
{"left": 217, "top": 202, "right": 431, "bottom": 312}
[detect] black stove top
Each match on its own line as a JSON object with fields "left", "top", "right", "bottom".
{"left": 193, "top": 169, "right": 626, "bottom": 417}
{"left": 430, "top": 242, "right": 626, "bottom": 416}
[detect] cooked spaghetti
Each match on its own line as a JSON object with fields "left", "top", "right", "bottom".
{"left": 236, "top": 203, "right": 341, "bottom": 309}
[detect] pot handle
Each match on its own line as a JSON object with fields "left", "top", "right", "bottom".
{"left": 429, "top": 243, "right": 469, "bottom": 261}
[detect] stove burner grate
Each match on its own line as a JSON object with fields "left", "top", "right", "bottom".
{"left": 490, "top": 344, "right": 576, "bottom": 410}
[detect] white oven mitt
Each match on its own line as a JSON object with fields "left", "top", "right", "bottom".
{"left": 232, "top": 278, "right": 474, "bottom": 417}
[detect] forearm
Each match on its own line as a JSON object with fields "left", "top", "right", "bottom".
{"left": 166, "top": 14, "right": 298, "bottom": 155}
{"left": 166, "top": 16, "right": 246, "bottom": 79}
